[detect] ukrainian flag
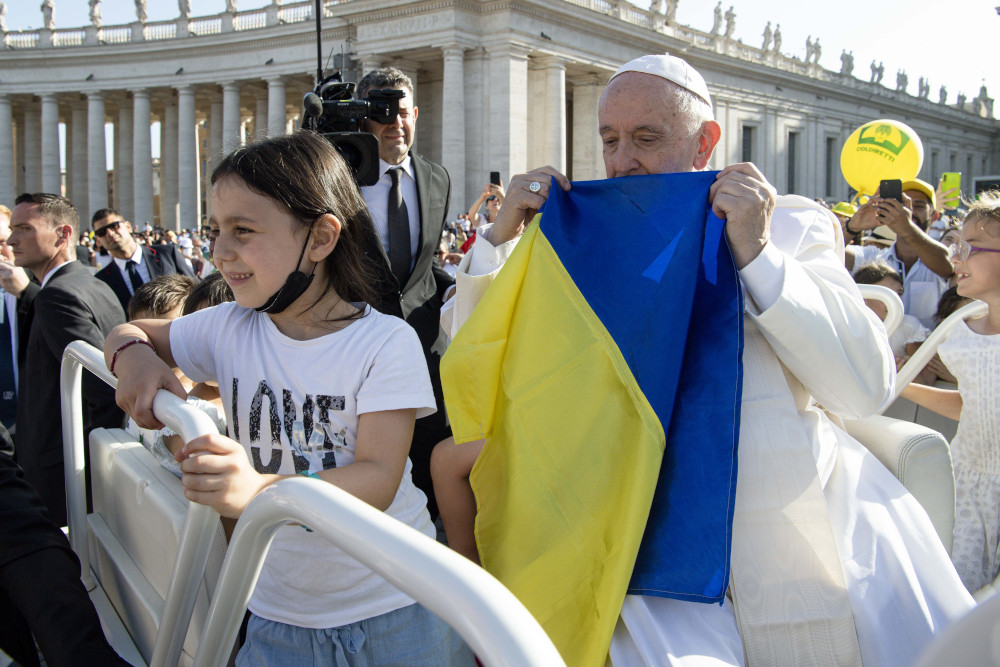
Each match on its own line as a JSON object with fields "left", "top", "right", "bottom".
{"left": 441, "top": 172, "right": 743, "bottom": 666}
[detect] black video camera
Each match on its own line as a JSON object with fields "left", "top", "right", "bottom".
{"left": 301, "top": 73, "right": 404, "bottom": 186}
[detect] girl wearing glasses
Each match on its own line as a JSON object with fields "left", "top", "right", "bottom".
{"left": 902, "top": 192, "right": 1000, "bottom": 594}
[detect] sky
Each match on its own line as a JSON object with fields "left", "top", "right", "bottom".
{"left": 6, "top": 0, "right": 998, "bottom": 165}
{"left": 4, "top": 0, "right": 996, "bottom": 102}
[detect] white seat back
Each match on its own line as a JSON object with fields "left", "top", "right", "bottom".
{"left": 88, "top": 427, "right": 227, "bottom": 665}
{"left": 844, "top": 414, "right": 954, "bottom": 555}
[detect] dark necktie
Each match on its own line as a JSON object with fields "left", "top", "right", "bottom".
{"left": 387, "top": 167, "right": 411, "bottom": 289}
{"left": 126, "top": 259, "right": 144, "bottom": 293}
{"left": 0, "top": 297, "right": 16, "bottom": 431}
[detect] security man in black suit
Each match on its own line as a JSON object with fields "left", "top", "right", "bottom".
{"left": 8, "top": 193, "right": 126, "bottom": 527}
{"left": 1, "top": 437, "right": 131, "bottom": 667}
{"left": 358, "top": 67, "right": 453, "bottom": 515}
{"left": 0, "top": 204, "right": 37, "bottom": 441}
{"left": 92, "top": 208, "right": 197, "bottom": 317}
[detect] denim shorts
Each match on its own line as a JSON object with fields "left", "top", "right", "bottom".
{"left": 235, "top": 603, "right": 474, "bottom": 666}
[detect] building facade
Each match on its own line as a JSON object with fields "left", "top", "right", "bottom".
{"left": 1, "top": 0, "right": 997, "bottom": 229}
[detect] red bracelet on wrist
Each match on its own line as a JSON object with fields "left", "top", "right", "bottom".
{"left": 110, "top": 339, "right": 156, "bottom": 378}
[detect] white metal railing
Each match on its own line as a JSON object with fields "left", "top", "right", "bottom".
{"left": 61, "top": 340, "right": 564, "bottom": 667}
{"left": 194, "top": 479, "right": 564, "bottom": 667}
{"left": 61, "top": 341, "right": 222, "bottom": 667}
{"left": 856, "top": 284, "right": 904, "bottom": 337}
{"left": 885, "top": 299, "right": 988, "bottom": 407}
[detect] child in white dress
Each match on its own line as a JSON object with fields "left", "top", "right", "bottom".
{"left": 902, "top": 192, "right": 1000, "bottom": 593}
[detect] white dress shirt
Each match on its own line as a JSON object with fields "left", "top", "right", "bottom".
{"left": 40, "top": 260, "right": 75, "bottom": 288}
{"left": 361, "top": 156, "right": 421, "bottom": 271}
{"left": 1, "top": 289, "right": 18, "bottom": 393}
{"left": 112, "top": 244, "right": 151, "bottom": 295}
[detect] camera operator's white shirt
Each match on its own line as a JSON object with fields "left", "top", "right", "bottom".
{"left": 361, "top": 156, "right": 420, "bottom": 270}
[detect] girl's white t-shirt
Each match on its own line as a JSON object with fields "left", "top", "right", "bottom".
{"left": 170, "top": 302, "right": 437, "bottom": 628}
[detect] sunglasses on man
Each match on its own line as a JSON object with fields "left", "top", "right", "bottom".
{"left": 94, "top": 220, "right": 124, "bottom": 238}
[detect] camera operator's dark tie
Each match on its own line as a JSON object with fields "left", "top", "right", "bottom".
{"left": 126, "top": 259, "right": 144, "bottom": 294}
{"left": 387, "top": 167, "right": 411, "bottom": 289}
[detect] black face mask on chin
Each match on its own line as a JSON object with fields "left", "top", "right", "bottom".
{"left": 255, "top": 227, "right": 316, "bottom": 315}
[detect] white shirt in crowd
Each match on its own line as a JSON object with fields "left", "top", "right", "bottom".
{"left": 111, "top": 244, "right": 151, "bottom": 296}
{"left": 360, "top": 156, "right": 420, "bottom": 271}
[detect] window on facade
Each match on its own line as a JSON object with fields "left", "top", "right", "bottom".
{"left": 787, "top": 131, "right": 800, "bottom": 194}
{"left": 741, "top": 126, "right": 754, "bottom": 163}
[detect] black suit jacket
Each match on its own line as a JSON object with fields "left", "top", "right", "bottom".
{"left": 0, "top": 444, "right": 131, "bottom": 666}
{"left": 14, "top": 262, "right": 126, "bottom": 526}
{"left": 404, "top": 153, "right": 454, "bottom": 358}
{"left": 95, "top": 243, "right": 196, "bottom": 315}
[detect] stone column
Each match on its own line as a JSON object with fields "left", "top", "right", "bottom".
{"left": 23, "top": 102, "right": 42, "bottom": 193}
{"left": 540, "top": 58, "right": 567, "bottom": 173}
{"left": 807, "top": 115, "right": 820, "bottom": 198}
{"left": 160, "top": 99, "right": 179, "bottom": 230}
{"left": 14, "top": 112, "right": 26, "bottom": 196}
{"left": 463, "top": 49, "right": 487, "bottom": 205}
{"left": 71, "top": 100, "right": 89, "bottom": 214}
{"left": 87, "top": 92, "right": 108, "bottom": 214}
{"left": 40, "top": 94, "right": 61, "bottom": 194}
{"left": 570, "top": 75, "right": 604, "bottom": 181}
{"left": 266, "top": 77, "right": 286, "bottom": 137}
{"left": 487, "top": 44, "right": 530, "bottom": 177}
{"left": 222, "top": 82, "right": 242, "bottom": 154}
{"left": 205, "top": 93, "right": 223, "bottom": 219}
{"left": 254, "top": 94, "right": 268, "bottom": 140}
{"left": 117, "top": 100, "right": 134, "bottom": 220}
{"left": 132, "top": 90, "right": 154, "bottom": 227}
{"left": 392, "top": 59, "right": 419, "bottom": 114}
{"left": 527, "top": 66, "right": 546, "bottom": 168}
{"left": 177, "top": 86, "right": 200, "bottom": 231}
{"left": 0, "top": 96, "right": 13, "bottom": 206}
{"left": 440, "top": 46, "right": 466, "bottom": 219}
{"left": 763, "top": 107, "right": 777, "bottom": 186}
{"left": 65, "top": 114, "right": 74, "bottom": 204}
{"left": 358, "top": 56, "right": 383, "bottom": 79}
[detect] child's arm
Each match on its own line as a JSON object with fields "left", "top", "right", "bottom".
{"left": 432, "top": 437, "right": 485, "bottom": 564}
{"left": 321, "top": 408, "right": 416, "bottom": 511}
{"left": 176, "top": 408, "right": 417, "bottom": 518}
{"left": 104, "top": 320, "right": 187, "bottom": 429}
{"left": 900, "top": 382, "right": 963, "bottom": 421}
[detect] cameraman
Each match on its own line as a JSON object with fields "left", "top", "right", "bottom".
{"left": 357, "top": 67, "right": 453, "bottom": 517}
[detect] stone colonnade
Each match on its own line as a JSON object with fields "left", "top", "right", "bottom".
{"left": 2, "top": 47, "right": 606, "bottom": 226}
{"left": 1, "top": 76, "right": 303, "bottom": 230}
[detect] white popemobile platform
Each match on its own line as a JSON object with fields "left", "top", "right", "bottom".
{"left": 56, "top": 291, "right": 997, "bottom": 666}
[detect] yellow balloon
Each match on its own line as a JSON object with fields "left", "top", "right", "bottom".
{"left": 840, "top": 119, "right": 924, "bottom": 196}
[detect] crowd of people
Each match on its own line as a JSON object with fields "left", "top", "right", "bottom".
{"left": 0, "top": 53, "right": 997, "bottom": 666}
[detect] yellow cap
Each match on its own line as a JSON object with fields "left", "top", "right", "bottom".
{"left": 831, "top": 202, "right": 857, "bottom": 217}
{"left": 902, "top": 179, "right": 936, "bottom": 209}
